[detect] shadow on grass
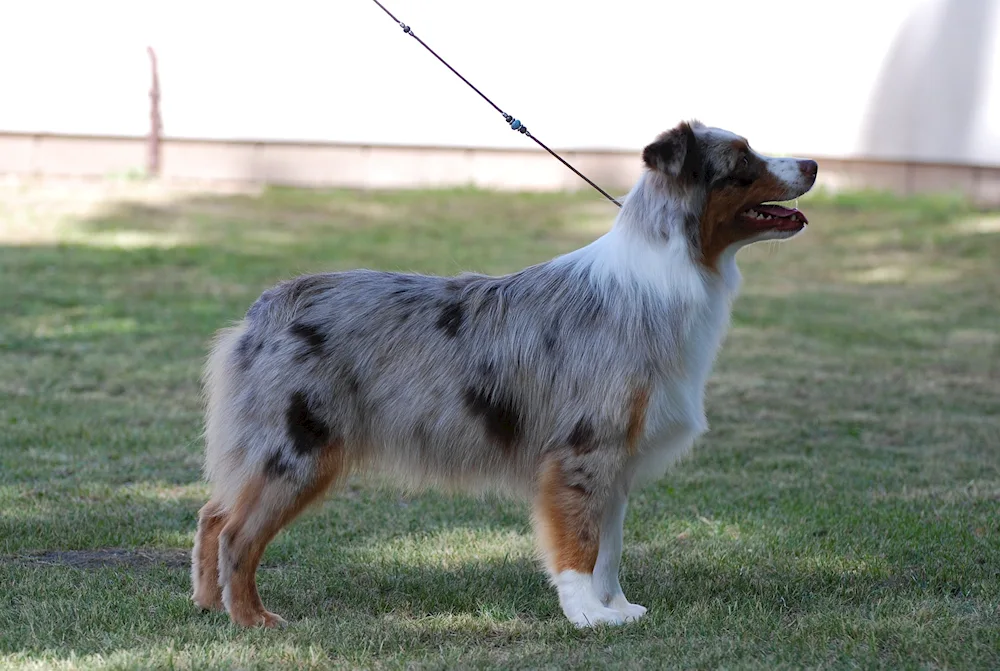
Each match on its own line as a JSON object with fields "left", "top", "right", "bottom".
{"left": 1, "top": 522, "right": 993, "bottom": 664}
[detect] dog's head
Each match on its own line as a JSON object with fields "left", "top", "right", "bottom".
{"left": 641, "top": 120, "right": 818, "bottom": 270}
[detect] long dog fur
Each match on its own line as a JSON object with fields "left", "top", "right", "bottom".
{"left": 191, "top": 120, "right": 818, "bottom": 627}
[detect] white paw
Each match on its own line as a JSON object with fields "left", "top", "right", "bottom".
{"left": 554, "top": 570, "right": 630, "bottom": 628}
{"left": 609, "top": 596, "right": 647, "bottom": 621}
{"left": 566, "top": 603, "right": 628, "bottom": 628}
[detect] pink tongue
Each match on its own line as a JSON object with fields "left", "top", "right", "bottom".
{"left": 755, "top": 204, "right": 797, "bottom": 217}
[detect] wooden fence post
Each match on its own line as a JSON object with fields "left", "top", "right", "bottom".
{"left": 147, "top": 46, "right": 162, "bottom": 178}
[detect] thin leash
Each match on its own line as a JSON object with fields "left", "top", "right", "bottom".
{"left": 368, "top": 0, "right": 622, "bottom": 208}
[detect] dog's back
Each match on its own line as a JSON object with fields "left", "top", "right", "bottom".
{"left": 202, "top": 263, "right": 669, "bottom": 509}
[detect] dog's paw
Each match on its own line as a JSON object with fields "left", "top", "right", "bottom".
{"left": 229, "top": 608, "right": 288, "bottom": 628}
{"left": 566, "top": 604, "right": 628, "bottom": 628}
{"left": 191, "top": 590, "right": 224, "bottom": 612}
{"left": 609, "top": 597, "right": 647, "bottom": 622}
{"left": 259, "top": 611, "right": 288, "bottom": 629}
{"left": 555, "top": 570, "right": 635, "bottom": 628}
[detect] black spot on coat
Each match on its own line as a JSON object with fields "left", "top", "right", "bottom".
{"left": 235, "top": 334, "right": 264, "bottom": 371}
{"left": 345, "top": 368, "right": 362, "bottom": 395}
{"left": 683, "top": 212, "right": 703, "bottom": 254}
{"left": 414, "top": 421, "right": 432, "bottom": 453}
{"left": 235, "top": 334, "right": 252, "bottom": 369}
{"left": 264, "top": 451, "right": 291, "bottom": 479}
{"left": 436, "top": 300, "right": 464, "bottom": 337}
{"left": 567, "top": 419, "right": 596, "bottom": 454}
{"left": 286, "top": 391, "right": 332, "bottom": 456}
{"left": 286, "top": 275, "right": 324, "bottom": 303}
{"left": 463, "top": 386, "right": 521, "bottom": 451}
{"left": 289, "top": 322, "right": 327, "bottom": 358}
{"left": 542, "top": 315, "right": 561, "bottom": 352}
{"left": 679, "top": 125, "right": 704, "bottom": 183}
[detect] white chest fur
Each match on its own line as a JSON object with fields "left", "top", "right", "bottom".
{"left": 565, "top": 204, "right": 744, "bottom": 488}
{"left": 632, "top": 249, "right": 741, "bottom": 487}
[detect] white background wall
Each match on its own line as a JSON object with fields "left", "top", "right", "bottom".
{"left": 2, "top": 0, "right": 998, "bottom": 165}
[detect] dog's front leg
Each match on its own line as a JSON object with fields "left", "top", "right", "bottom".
{"left": 593, "top": 483, "right": 646, "bottom": 621}
{"left": 533, "top": 457, "right": 633, "bottom": 627}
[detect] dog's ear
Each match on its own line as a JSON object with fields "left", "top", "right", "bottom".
{"left": 642, "top": 121, "right": 702, "bottom": 182}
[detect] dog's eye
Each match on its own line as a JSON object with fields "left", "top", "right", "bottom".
{"left": 741, "top": 156, "right": 749, "bottom": 168}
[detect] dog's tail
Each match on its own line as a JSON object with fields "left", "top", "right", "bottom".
{"left": 201, "top": 321, "right": 253, "bottom": 510}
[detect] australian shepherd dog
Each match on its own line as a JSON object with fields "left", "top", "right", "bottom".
{"left": 190, "top": 120, "right": 818, "bottom": 628}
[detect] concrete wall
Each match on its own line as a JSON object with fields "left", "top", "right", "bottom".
{"left": 3, "top": 133, "right": 999, "bottom": 206}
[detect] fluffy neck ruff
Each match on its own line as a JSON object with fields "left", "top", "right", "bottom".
{"left": 569, "top": 171, "right": 743, "bottom": 302}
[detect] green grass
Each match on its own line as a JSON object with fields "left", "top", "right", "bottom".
{"left": 1, "top": 181, "right": 998, "bottom": 670}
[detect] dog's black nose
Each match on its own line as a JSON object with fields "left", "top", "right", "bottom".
{"left": 800, "top": 160, "right": 819, "bottom": 179}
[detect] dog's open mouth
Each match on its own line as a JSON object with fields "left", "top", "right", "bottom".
{"left": 738, "top": 203, "right": 808, "bottom": 231}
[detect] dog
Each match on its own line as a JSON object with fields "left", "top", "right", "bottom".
{"left": 190, "top": 120, "right": 818, "bottom": 628}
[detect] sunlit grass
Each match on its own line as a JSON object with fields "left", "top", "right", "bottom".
{"left": 1, "top": 183, "right": 998, "bottom": 669}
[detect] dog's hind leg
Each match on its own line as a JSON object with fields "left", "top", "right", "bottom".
{"left": 217, "top": 448, "right": 344, "bottom": 628}
{"left": 191, "top": 499, "right": 228, "bottom": 610}
{"left": 533, "top": 456, "right": 629, "bottom": 627}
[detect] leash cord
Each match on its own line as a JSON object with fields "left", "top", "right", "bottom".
{"left": 368, "top": 0, "right": 622, "bottom": 207}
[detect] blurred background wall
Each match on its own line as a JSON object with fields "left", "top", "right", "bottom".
{"left": 1, "top": 0, "right": 998, "bottom": 203}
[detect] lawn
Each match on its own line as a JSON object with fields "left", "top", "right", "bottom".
{"left": 1, "top": 181, "right": 998, "bottom": 670}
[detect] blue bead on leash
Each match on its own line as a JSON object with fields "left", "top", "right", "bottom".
{"left": 505, "top": 115, "right": 528, "bottom": 135}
